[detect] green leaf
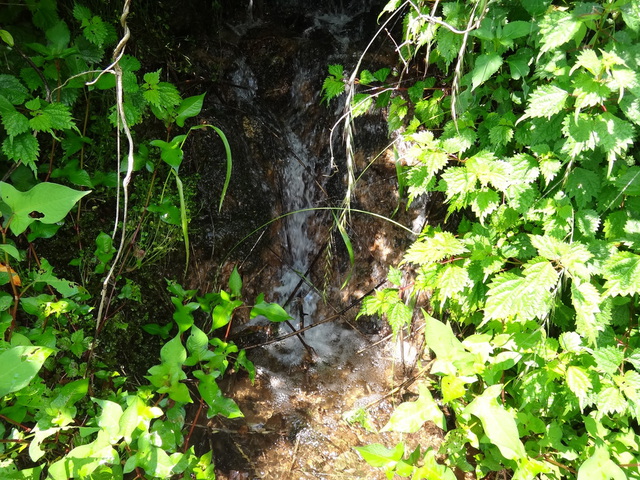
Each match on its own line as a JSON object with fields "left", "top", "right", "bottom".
{"left": 414, "top": 449, "right": 457, "bottom": 480}
{"left": 2, "top": 132, "right": 40, "bottom": 168}
{"left": 381, "top": 383, "right": 445, "bottom": 432}
{"left": 0, "top": 73, "right": 29, "bottom": 105}
{"left": 386, "top": 301, "right": 412, "bottom": 335}
{"left": 45, "top": 20, "right": 70, "bottom": 50}
{"left": 250, "top": 297, "right": 291, "bottom": 323}
{"left": 484, "top": 258, "right": 558, "bottom": 322}
{"left": 193, "top": 370, "right": 243, "bottom": 419}
{"left": 471, "top": 53, "right": 503, "bottom": 91}
{"left": 0, "top": 346, "right": 55, "bottom": 397}
{"left": 43, "top": 102, "right": 73, "bottom": 130}
{"left": 0, "top": 181, "right": 91, "bottom": 235}
{"left": 228, "top": 266, "right": 242, "bottom": 298}
{"left": 2, "top": 109, "right": 30, "bottom": 137}
{"left": 603, "top": 251, "right": 640, "bottom": 296}
{"left": 175, "top": 93, "right": 205, "bottom": 127}
{"left": 592, "top": 346, "right": 624, "bottom": 376}
{"left": 577, "top": 446, "right": 627, "bottom": 480}
{"left": 519, "top": 84, "right": 569, "bottom": 121}
{"left": 566, "top": 365, "right": 592, "bottom": 411}
{"left": 470, "top": 189, "right": 500, "bottom": 224}
{"left": 566, "top": 167, "right": 600, "bottom": 209}
{"left": 354, "top": 443, "right": 404, "bottom": 469}
{"left": 403, "top": 229, "right": 468, "bottom": 265}
{"left": 464, "top": 384, "right": 527, "bottom": 460}
{"left": 539, "top": 10, "right": 581, "bottom": 53}
{"left": 615, "top": 167, "right": 640, "bottom": 196}
{"left": 571, "top": 280, "right": 603, "bottom": 344}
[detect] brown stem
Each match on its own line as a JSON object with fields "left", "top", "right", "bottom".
{"left": 183, "top": 397, "right": 205, "bottom": 453}
{"left": 0, "top": 413, "right": 32, "bottom": 432}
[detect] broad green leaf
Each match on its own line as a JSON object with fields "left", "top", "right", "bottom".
{"left": 175, "top": 93, "right": 205, "bottom": 127}
{"left": 250, "top": 296, "right": 291, "bottom": 323}
{"left": 93, "top": 398, "right": 124, "bottom": 443}
{"left": 354, "top": 442, "right": 404, "bottom": 469}
{"left": 43, "top": 103, "right": 73, "bottom": 130}
{"left": 470, "top": 189, "right": 500, "bottom": 223}
{"left": 171, "top": 297, "right": 199, "bottom": 332}
{"left": 441, "top": 375, "right": 467, "bottom": 403}
{"left": 0, "top": 346, "right": 55, "bottom": 397}
{"left": 160, "top": 334, "right": 187, "bottom": 366}
{"left": 381, "top": 383, "right": 445, "bottom": 432}
{"left": 412, "top": 449, "right": 457, "bottom": 480}
{"left": 577, "top": 446, "right": 627, "bottom": 480}
{"left": 0, "top": 182, "right": 91, "bottom": 235}
{"left": 603, "top": 251, "right": 640, "bottom": 296}
{"left": 193, "top": 370, "right": 243, "bottom": 419}
{"left": 471, "top": 53, "right": 503, "bottom": 91}
{"left": 501, "top": 21, "right": 532, "bottom": 40}
{"left": 464, "top": 384, "right": 526, "bottom": 460}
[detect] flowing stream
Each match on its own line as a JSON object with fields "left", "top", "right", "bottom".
{"left": 187, "top": 2, "right": 438, "bottom": 477}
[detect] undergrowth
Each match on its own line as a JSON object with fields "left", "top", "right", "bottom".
{"left": 325, "top": 0, "right": 640, "bottom": 478}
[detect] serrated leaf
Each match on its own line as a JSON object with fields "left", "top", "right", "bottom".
{"left": 73, "top": 4, "right": 92, "bottom": 21}
{"left": 566, "top": 167, "right": 600, "bottom": 209}
{"left": 519, "top": 84, "right": 568, "bottom": 121}
{"left": 615, "top": 167, "right": 640, "bottom": 196}
{"left": 436, "top": 264, "right": 469, "bottom": 301}
{"left": 603, "top": 251, "right": 640, "bottom": 296}
{"left": 403, "top": 230, "right": 468, "bottom": 265}
{"left": 382, "top": 384, "right": 445, "bottom": 432}
{"left": 593, "top": 346, "right": 624, "bottom": 375}
{"left": 539, "top": 10, "right": 581, "bottom": 53}
{"left": 471, "top": 53, "right": 503, "bottom": 91}
{"left": 321, "top": 76, "right": 345, "bottom": 103}
{"left": 566, "top": 365, "right": 592, "bottom": 411}
{"left": 441, "top": 166, "right": 477, "bottom": 199}
{"left": 387, "top": 301, "right": 412, "bottom": 335}
{"left": 464, "top": 384, "right": 527, "bottom": 460}
{"left": 43, "top": 103, "right": 73, "bottom": 130}
{"left": 2, "top": 132, "right": 40, "bottom": 167}
{"left": 484, "top": 258, "right": 558, "bottom": 322}
{"left": 571, "top": 280, "right": 603, "bottom": 344}
{"left": 597, "top": 386, "right": 627, "bottom": 415}
{"left": 1, "top": 109, "right": 30, "bottom": 137}
{"left": 575, "top": 209, "right": 601, "bottom": 237}
{"left": 470, "top": 189, "right": 500, "bottom": 224}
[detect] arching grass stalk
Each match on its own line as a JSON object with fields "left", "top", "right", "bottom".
{"left": 215, "top": 206, "right": 416, "bottom": 287}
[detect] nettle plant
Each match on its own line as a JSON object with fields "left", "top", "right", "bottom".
{"left": 327, "top": 0, "right": 640, "bottom": 479}
{"left": 0, "top": 1, "right": 239, "bottom": 478}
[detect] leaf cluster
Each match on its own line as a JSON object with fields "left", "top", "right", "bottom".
{"left": 344, "top": 0, "right": 640, "bottom": 478}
